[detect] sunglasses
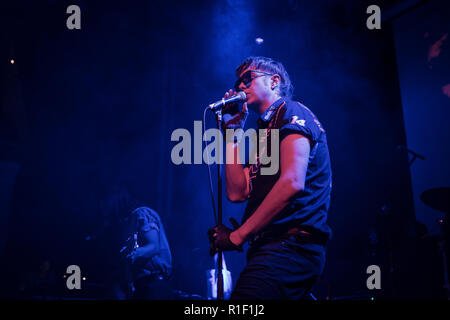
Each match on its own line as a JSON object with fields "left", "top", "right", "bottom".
{"left": 234, "top": 70, "right": 274, "bottom": 91}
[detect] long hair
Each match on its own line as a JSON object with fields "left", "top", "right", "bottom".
{"left": 236, "top": 56, "right": 294, "bottom": 98}
{"left": 100, "top": 187, "right": 139, "bottom": 221}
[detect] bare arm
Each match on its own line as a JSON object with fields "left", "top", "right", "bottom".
{"left": 230, "top": 134, "right": 310, "bottom": 246}
{"left": 131, "top": 229, "right": 160, "bottom": 261}
{"left": 222, "top": 89, "right": 250, "bottom": 202}
{"left": 224, "top": 140, "right": 250, "bottom": 202}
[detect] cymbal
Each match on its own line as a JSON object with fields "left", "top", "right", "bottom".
{"left": 420, "top": 187, "right": 450, "bottom": 213}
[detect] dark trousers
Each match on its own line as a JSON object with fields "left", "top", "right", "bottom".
{"left": 132, "top": 275, "right": 171, "bottom": 300}
{"left": 231, "top": 235, "right": 326, "bottom": 300}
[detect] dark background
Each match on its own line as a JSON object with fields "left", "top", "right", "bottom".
{"left": 392, "top": 0, "right": 450, "bottom": 235}
{"left": 0, "top": 0, "right": 448, "bottom": 299}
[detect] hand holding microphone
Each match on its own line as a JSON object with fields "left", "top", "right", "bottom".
{"left": 220, "top": 89, "right": 248, "bottom": 131}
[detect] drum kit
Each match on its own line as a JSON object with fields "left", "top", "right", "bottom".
{"left": 420, "top": 187, "right": 450, "bottom": 299}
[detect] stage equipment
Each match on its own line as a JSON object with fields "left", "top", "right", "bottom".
{"left": 421, "top": 187, "right": 450, "bottom": 299}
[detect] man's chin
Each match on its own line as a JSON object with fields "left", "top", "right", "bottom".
{"left": 246, "top": 102, "right": 258, "bottom": 112}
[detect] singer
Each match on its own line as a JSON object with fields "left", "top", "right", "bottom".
{"left": 208, "top": 56, "right": 332, "bottom": 300}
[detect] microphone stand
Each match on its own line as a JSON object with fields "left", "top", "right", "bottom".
{"left": 215, "top": 109, "right": 224, "bottom": 300}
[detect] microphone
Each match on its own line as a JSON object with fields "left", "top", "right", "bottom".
{"left": 209, "top": 92, "right": 247, "bottom": 111}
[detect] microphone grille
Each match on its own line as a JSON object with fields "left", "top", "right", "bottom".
{"left": 238, "top": 91, "right": 247, "bottom": 102}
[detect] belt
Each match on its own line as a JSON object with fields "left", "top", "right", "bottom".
{"left": 249, "top": 226, "right": 328, "bottom": 247}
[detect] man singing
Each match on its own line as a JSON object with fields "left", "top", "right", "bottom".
{"left": 209, "top": 56, "right": 332, "bottom": 300}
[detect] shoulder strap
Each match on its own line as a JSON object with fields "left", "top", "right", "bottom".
{"left": 267, "top": 101, "right": 286, "bottom": 130}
